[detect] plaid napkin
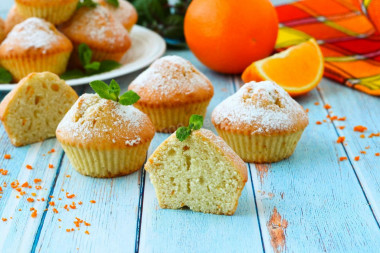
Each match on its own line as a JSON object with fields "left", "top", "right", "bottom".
{"left": 275, "top": 0, "right": 380, "bottom": 96}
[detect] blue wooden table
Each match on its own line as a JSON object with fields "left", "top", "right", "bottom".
{"left": 1, "top": 1, "right": 380, "bottom": 252}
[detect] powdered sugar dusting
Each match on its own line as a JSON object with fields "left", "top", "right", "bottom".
{"left": 57, "top": 94, "right": 148, "bottom": 146}
{"left": 212, "top": 81, "right": 308, "bottom": 134}
{"left": 2, "top": 17, "right": 58, "bottom": 53}
{"left": 129, "top": 55, "right": 213, "bottom": 97}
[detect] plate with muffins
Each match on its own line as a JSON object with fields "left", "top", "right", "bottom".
{"left": 0, "top": 0, "right": 166, "bottom": 91}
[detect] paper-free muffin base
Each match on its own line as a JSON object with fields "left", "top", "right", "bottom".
{"left": 16, "top": 0, "right": 78, "bottom": 24}
{"left": 134, "top": 100, "right": 210, "bottom": 133}
{"left": 60, "top": 141, "right": 151, "bottom": 178}
{"left": 0, "top": 51, "right": 71, "bottom": 82}
{"left": 215, "top": 129, "right": 305, "bottom": 163}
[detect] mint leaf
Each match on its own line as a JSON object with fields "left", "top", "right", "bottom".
{"left": 78, "top": 43, "right": 92, "bottom": 66}
{"left": 189, "top": 115, "right": 203, "bottom": 130}
{"left": 60, "top": 69, "right": 86, "bottom": 80}
{"left": 119, "top": 90, "right": 140, "bottom": 105}
{"left": 106, "top": 0, "right": 119, "bottom": 7}
{"left": 89, "top": 80, "right": 115, "bottom": 101}
{"left": 175, "top": 114, "right": 204, "bottom": 141}
{"left": 176, "top": 126, "right": 191, "bottom": 142}
{"left": 109, "top": 79, "right": 120, "bottom": 98}
{"left": 84, "top": 61, "right": 101, "bottom": 73}
{"left": 0, "top": 67, "right": 13, "bottom": 83}
{"left": 99, "top": 60, "right": 121, "bottom": 72}
{"left": 77, "top": 0, "right": 97, "bottom": 9}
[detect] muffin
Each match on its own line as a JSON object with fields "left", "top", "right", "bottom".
{"left": 212, "top": 81, "right": 308, "bottom": 163}
{"left": 15, "top": 0, "right": 79, "bottom": 25}
{"left": 0, "top": 72, "right": 78, "bottom": 147}
{"left": 145, "top": 129, "right": 247, "bottom": 215}
{"left": 60, "top": 6, "right": 131, "bottom": 63}
{"left": 128, "top": 56, "right": 214, "bottom": 133}
{"left": 0, "top": 18, "right": 73, "bottom": 82}
{"left": 0, "top": 18, "right": 5, "bottom": 43}
{"left": 56, "top": 94, "right": 155, "bottom": 178}
{"left": 4, "top": 5, "right": 27, "bottom": 35}
{"left": 95, "top": 0, "right": 138, "bottom": 31}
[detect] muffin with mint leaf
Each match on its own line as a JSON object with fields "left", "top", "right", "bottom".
{"left": 56, "top": 79, "right": 155, "bottom": 178}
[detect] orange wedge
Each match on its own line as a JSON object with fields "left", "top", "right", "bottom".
{"left": 242, "top": 39, "right": 324, "bottom": 97}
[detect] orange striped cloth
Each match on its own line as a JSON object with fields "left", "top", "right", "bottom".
{"left": 275, "top": 0, "right": 380, "bottom": 96}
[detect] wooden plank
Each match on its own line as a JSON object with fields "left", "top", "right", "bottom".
{"left": 240, "top": 78, "right": 380, "bottom": 252}
{"left": 318, "top": 79, "right": 380, "bottom": 221}
{"left": 139, "top": 51, "right": 264, "bottom": 253}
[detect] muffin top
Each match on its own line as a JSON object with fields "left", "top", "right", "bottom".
{"left": 128, "top": 55, "right": 214, "bottom": 106}
{"left": 212, "top": 81, "right": 309, "bottom": 135}
{"left": 95, "top": 0, "right": 137, "bottom": 30}
{"left": 0, "top": 17, "right": 73, "bottom": 56}
{"left": 56, "top": 94, "right": 155, "bottom": 148}
{"left": 60, "top": 6, "right": 131, "bottom": 51}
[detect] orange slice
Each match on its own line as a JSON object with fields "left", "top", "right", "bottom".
{"left": 242, "top": 39, "right": 324, "bottom": 97}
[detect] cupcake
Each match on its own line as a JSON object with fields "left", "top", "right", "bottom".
{"left": 128, "top": 56, "right": 214, "bottom": 133}
{"left": 56, "top": 93, "right": 155, "bottom": 178}
{"left": 60, "top": 6, "right": 131, "bottom": 63}
{"left": 15, "top": 0, "right": 79, "bottom": 25}
{"left": 0, "top": 18, "right": 5, "bottom": 43}
{"left": 212, "top": 81, "right": 308, "bottom": 163}
{"left": 4, "top": 6, "right": 27, "bottom": 35}
{"left": 0, "top": 18, "right": 73, "bottom": 82}
{"left": 95, "top": 0, "right": 138, "bottom": 31}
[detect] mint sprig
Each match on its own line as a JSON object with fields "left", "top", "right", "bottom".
{"left": 106, "top": 0, "right": 119, "bottom": 7}
{"left": 61, "top": 43, "right": 121, "bottom": 80}
{"left": 176, "top": 115, "right": 204, "bottom": 141}
{"left": 0, "top": 67, "right": 13, "bottom": 83}
{"left": 90, "top": 79, "right": 140, "bottom": 106}
{"left": 77, "top": 0, "right": 97, "bottom": 9}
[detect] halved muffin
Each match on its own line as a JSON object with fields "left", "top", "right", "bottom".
{"left": 95, "top": 0, "right": 138, "bottom": 31}
{"left": 56, "top": 93, "right": 155, "bottom": 178}
{"left": 0, "top": 72, "right": 78, "bottom": 146}
{"left": 128, "top": 56, "right": 214, "bottom": 133}
{"left": 0, "top": 17, "right": 73, "bottom": 81}
{"left": 212, "top": 81, "right": 309, "bottom": 163}
{"left": 60, "top": 5, "right": 131, "bottom": 63}
{"left": 15, "top": 0, "right": 79, "bottom": 24}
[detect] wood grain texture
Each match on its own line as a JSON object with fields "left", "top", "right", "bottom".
{"left": 318, "top": 80, "right": 380, "bottom": 222}
{"left": 139, "top": 52, "right": 264, "bottom": 253}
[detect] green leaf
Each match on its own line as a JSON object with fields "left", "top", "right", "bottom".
{"left": 77, "top": 0, "right": 97, "bottom": 9}
{"left": 106, "top": 0, "right": 119, "bottom": 7}
{"left": 84, "top": 61, "right": 101, "bottom": 73}
{"left": 188, "top": 115, "right": 203, "bottom": 130}
{"left": 109, "top": 79, "right": 120, "bottom": 99}
{"left": 89, "top": 80, "right": 115, "bottom": 101}
{"left": 0, "top": 68, "right": 13, "bottom": 83}
{"left": 176, "top": 126, "right": 191, "bottom": 142}
{"left": 99, "top": 60, "right": 121, "bottom": 72}
{"left": 119, "top": 90, "right": 140, "bottom": 105}
{"left": 60, "top": 69, "right": 86, "bottom": 80}
{"left": 78, "top": 43, "right": 92, "bottom": 67}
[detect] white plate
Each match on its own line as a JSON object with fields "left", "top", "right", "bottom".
{"left": 0, "top": 25, "right": 166, "bottom": 91}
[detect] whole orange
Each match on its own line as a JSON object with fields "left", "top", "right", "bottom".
{"left": 184, "top": 0, "right": 279, "bottom": 74}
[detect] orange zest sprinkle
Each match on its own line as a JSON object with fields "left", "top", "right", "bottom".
{"left": 338, "top": 117, "right": 346, "bottom": 121}
{"left": 66, "top": 175, "right": 71, "bottom": 178}
{"left": 339, "top": 157, "right": 347, "bottom": 161}
{"left": 31, "top": 210, "right": 37, "bottom": 218}
{"left": 4, "top": 154, "right": 11, "bottom": 159}
{"left": 375, "top": 153, "right": 380, "bottom": 157}
{"left": 84, "top": 221, "right": 91, "bottom": 226}
{"left": 21, "top": 182, "right": 29, "bottom": 188}
{"left": 78, "top": 201, "right": 83, "bottom": 205}
{"left": 26, "top": 165, "right": 33, "bottom": 170}
{"left": 53, "top": 208, "right": 59, "bottom": 214}
{"left": 354, "top": 125, "right": 367, "bottom": 132}
{"left": 368, "top": 133, "right": 380, "bottom": 138}
{"left": 31, "top": 192, "right": 36, "bottom": 197}
{"left": 330, "top": 116, "right": 338, "bottom": 121}
{"left": 70, "top": 203, "right": 76, "bottom": 209}
{"left": 354, "top": 156, "right": 360, "bottom": 161}
{"left": 66, "top": 229, "right": 71, "bottom": 232}
{"left": 85, "top": 230, "right": 90, "bottom": 235}
{"left": 66, "top": 192, "right": 75, "bottom": 199}
{"left": 49, "top": 201, "right": 55, "bottom": 206}
{"left": 90, "top": 200, "right": 96, "bottom": 204}
{"left": 305, "top": 108, "right": 309, "bottom": 113}
{"left": 0, "top": 186, "right": 3, "bottom": 192}
{"left": 316, "top": 121, "right": 322, "bottom": 125}
{"left": 360, "top": 151, "right": 366, "bottom": 154}
{"left": 314, "top": 102, "right": 319, "bottom": 105}
{"left": 338, "top": 126, "right": 345, "bottom": 130}
{"left": 365, "top": 146, "right": 370, "bottom": 149}
{"left": 48, "top": 164, "right": 54, "bottom": 169}
{"left": 58, "top": 219, "right": 62, "bottom": 222}
{"left": 0, "top": 170, "right": 8, "bottom": 176}
{"left": 324, "top": 104, "right": 331, "bottom": 109}
{"left": 35, "top": 186, "right": 42, "bottom": 190}
{"left": 10, "top": 180, "right": 19, "bottom": 189}
{"left": 34, "top": 178, "right": 42, "bottom": 184}
{"left": 336, "top": 136, "right": 345, "bottom": 143}
{"left": 64, "top": 204, "right": 69, "bottom": 211}
{"left": 48, "top": 149, "right": 55, "bottom": 154}
{"left": 2, "top": 218, "right": 7, "bottom": 222}
{"left": 27, "top": 198, "right": 34, "bottom": 203}
{"left": 360, "top": 134, "right": 365, "bottom": 138}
